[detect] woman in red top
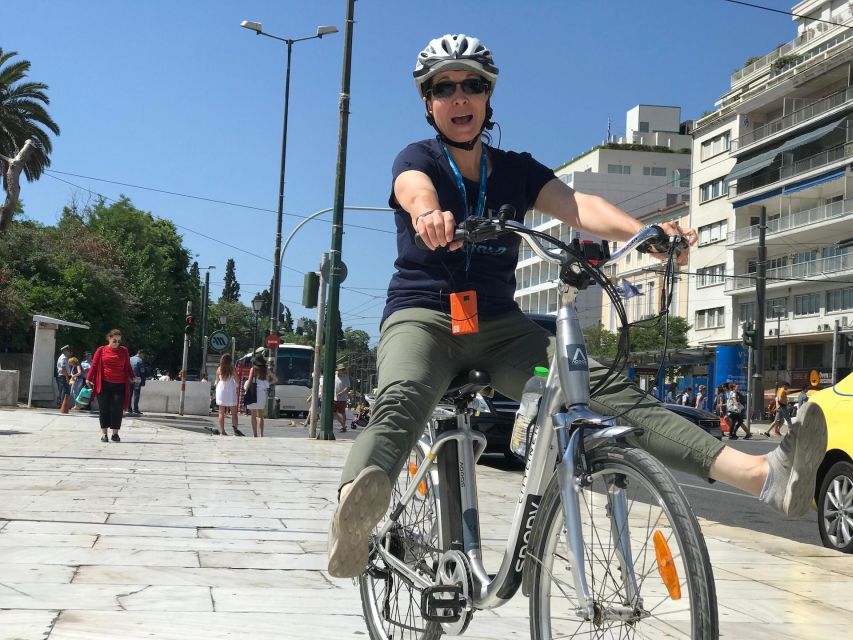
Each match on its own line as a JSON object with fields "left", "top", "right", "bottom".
{"left": 86, "top": 328, "right": 136, "bottom": 442}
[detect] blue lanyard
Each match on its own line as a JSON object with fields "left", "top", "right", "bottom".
{"left": 443, "top": 144, "right": 487, "bottom": 270}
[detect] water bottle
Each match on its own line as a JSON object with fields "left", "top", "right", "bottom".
{"left": 510, "top": 366, "right": 549, "bottom": 459}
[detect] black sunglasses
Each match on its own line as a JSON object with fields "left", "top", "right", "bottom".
{"left": 429, "top": 78, "right": 490, "bottom": 99}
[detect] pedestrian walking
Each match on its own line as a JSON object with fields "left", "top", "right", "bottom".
{"left": 55, "top": 344, "right": 72, "bottom": 408}
{"left": 694, "top": 385, "right": 707, "bottom": 411}
{"left": 665, "top": 382, "right": 677, "bottom": 404}
{"left": 67, "top": 356, "right": 84, "bottom": 405}
{"left": 128, "top": 349, "right": 148, "bottom": 416}
{"left": 244, "top": 354, "right": 276, "bottom": 437}
{"left": 764, "top": 382, "right": 793, "bottom": 438}
{"left": 727, "top": 382, "right": 750, "bottom": 439}
{"left": 680, "top": 387, "right": 693, "bottom": 407}
{"left": 326, "top": 33, "right": 828, "bottom": 579}
{"left": 85, "top": 329, "right": 135, "bottom": 443}
{"left": 215, "top": 354, "right": 244, "bottom": 436}
{"left": 334, "top": 363, "right": 351, "bottom": 433}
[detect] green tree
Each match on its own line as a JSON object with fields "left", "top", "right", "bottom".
{"left": 629, "top": 316, "right": 691, "bottom": 353}
{"left": 0, "top": 49, "right": 60, "bottom": 232}
{"left": 282, "top": 305, "right": 293, "bottom": 333}
{"left": 221, "top": 258, "right": 240, "bottom": 302}
{"left": 209, "top": 299, "right": 255, "bottom": 354}
{"left": 582, "top": 323, "right": 619, "bottom": 359}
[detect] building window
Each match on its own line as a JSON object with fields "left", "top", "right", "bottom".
{"left": 639, "top": 121, "right": 650, "bottom": 133}
{"left": 739, "top": 302, "right": 756, "bottom": 324}
{"left": 766, "top": 297, "right": 787, "bottom": 318}
{"left": 695, "top": 307, "right": 725, "bottom": 330}
{"left": 827, "top": 286, "right": 853, "bottom": 312}
{"left": 700, "top": 130, "right": 731, "bottom": 161}
{"left": 698, "top": 220, "right": 728, "bottom": 245}
{"left": 672, "top": 168, "right": 690, "bottom": 188}
{"left": 608, "top": 164, "right": 631, "bottom": 175}
{"left": 697, "top": 263, "right": 726, "bottom": 287}
{"left": 699, "top": 177, "right": 729, "bottom": 203}
{"left": 794, "top": 292, "right": 821, "bottom": 317}
{"left": 666, "top": 193, "right": 678, "bottom": 206}
{"left": 647, "top": 281, "right": 655, "bottom": 318}
{"left": 643, "top": 166, "right": 667, "bottom": 177}
{"left": 795, "top": 343, "right": 824, "bottom": 369}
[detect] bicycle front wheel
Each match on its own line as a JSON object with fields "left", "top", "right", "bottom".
{"left": 528, "top": 444, "right": 718, "bottom": 639}
{"left": 359, "top": 444, "right": 443, "bottom": 640}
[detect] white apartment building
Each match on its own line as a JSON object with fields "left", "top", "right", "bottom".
{"left": 688, "top": 0, "right": 853, "bottom": 387}
{"left": 515, "top": 105, "right": 692, "bottom": 327}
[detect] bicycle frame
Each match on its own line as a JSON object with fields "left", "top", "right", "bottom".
{"left": 373, "top": 225, "right": 665, "bottom": 618}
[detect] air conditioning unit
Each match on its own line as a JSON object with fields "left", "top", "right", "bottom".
{"left": 824, "top": 324, "right": 832, "bottom": 331}
{"left": 843, "top": 317, "right": 850, "bottom": 328}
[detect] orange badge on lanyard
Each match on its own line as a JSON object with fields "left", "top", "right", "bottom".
{"left": 450, "top": 290, "right": 479, "bottom": 335}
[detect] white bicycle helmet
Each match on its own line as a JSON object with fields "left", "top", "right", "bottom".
{"left": 414, "top": 34, "right": 499, "bottom": 97}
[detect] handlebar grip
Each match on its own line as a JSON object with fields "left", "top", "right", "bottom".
{"left": 414, "top": 229, "right": 468, "bottom": 251}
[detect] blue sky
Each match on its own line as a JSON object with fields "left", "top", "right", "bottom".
{"left": 3, "top": 0, "right": 796, "bottom": 342}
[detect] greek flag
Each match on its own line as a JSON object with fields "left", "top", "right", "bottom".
{"left": 618, "top": 278, "right": 643, "bottom": 300}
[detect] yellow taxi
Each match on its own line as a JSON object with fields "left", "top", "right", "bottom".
{"left": 809, "top": 373, "right": 853, "bottom": 553}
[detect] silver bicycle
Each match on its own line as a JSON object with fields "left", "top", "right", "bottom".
{"left": 359, "top": 216, "right": 718, "bottom": 639}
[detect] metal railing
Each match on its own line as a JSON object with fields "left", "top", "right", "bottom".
{"left": 731, "top": 10, "right": 853, "bottom": 85}
{"left": 728, "top": 198, "right": 853, "bottom": 244}
{"left": 733, "top": 87, "right": 853, "bottom": 150}
{"left": 733, "top": 141, "right": 853, "bottom": 196}
{"left": 726, "top": 252, "right": 853, "bottom": 292}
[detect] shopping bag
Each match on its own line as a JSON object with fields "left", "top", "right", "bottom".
{"left": 75, "top": 386, "right": 92, "bottom": 405}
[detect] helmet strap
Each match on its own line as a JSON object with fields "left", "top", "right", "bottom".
{"left": 424, "top": 100, "right": 494, "bottom": 151}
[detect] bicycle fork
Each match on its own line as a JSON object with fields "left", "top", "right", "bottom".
{"left": 555, "top": 425, "right": 644, "bottom": 622}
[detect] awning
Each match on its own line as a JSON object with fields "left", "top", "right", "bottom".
{"left": 782, "top": 168, "right": 846, "bottom": 194}
{"left": 733, "top": 187, "right": 784, "bottom": 208}
{"left": 728, "top": 116, "right": 847, "bottom": 182}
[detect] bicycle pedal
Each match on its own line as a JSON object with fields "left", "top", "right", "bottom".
{"left": 420, "top": 585, "right": 464, "bottom": 623}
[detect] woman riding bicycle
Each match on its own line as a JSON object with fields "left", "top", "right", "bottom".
{"left": 327, "top": 33, "right": 828, "bottom": 579}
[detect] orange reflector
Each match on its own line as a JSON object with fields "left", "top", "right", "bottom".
{"left": 653, "top": 530, "right": 681, "bottom": 600}
{"left": 409, "top": 462, "right": 427, "bottom": 497}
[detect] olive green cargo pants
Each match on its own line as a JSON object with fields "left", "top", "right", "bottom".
{"left": 340, "top": 308, "right": 725, "bottom": 488}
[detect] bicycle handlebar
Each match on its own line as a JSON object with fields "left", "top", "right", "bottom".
{"left": 413, "top": 206, "right": 688, "bottom": 266}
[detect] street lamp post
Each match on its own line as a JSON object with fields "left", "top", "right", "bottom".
{"left": 240, "top": 18, "right": 338, "bottom": 418}
{"left": 199, "top": 265, "right": 216, "bottom": 376}
{"left": 251, "top": 294, "right": 264, "bottom": 353}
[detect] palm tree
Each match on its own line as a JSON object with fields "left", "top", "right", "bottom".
{"left": 0, "top": 48, "right": 60, "bottom": 231}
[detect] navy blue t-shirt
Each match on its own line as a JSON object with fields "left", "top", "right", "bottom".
{"left": 382, "top": 138, "right": 560, "bottom": 326}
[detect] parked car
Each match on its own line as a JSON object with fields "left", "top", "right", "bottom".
{"left": 808, "top": 374, "right": 853, "bottom": 553}
{"left": 661, "top": 403, "right": 723, "bottom": 440}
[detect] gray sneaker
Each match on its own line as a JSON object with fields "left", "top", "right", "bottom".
{"left": 327, "top": 466, "right": 391, "bottom": 578}
{"left": 760, "top": 402, "right": 828, "bottom": 517}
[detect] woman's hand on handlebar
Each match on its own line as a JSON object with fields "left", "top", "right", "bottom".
{"left": 649, "top": 220, "right": 696, "bottom": 265}
{"left": 415, "top": 209, "right": 464, "bottom": 251}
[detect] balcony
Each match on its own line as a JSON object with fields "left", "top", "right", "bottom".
{"left": 725, "top": 253, "right": 853, "bottom": 293}
{"left": 732, "top": 87, "right": 853, "bottom": 152}
{"left": 728, "top": 198, "right": 853, "bottom": 246}
{"left": 733, "top": 141, "right": 853, "bottom": 197}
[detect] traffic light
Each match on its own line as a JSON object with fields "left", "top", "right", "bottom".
{"left": 184, "top": 314, "right": 194, "bottom": 336}
{"left": 302, "top": 272, "right": 320, "bottom": 308}
{"left": 742, "top": 322, "right": 756, "bottom": 348}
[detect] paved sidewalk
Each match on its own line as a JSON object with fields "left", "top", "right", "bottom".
{"left": 0, "top": 407, "right": 851, "bottom": 639}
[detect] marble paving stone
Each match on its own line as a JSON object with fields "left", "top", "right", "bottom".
{"left": 199, "top": 551, "right": 327, "bottom": 571}
{"left": 94, "top": 535, "right": 303, "bottom": 554}
{"left": 0, "top": 583, "right": 212, "bottom": 612}
{"left": 0, "top": 609, "right": 58, "bottom": 640}
{"left": 0, "top": 533, "right": 97, "bottom": 548}
{"left": 0, "top": 547, "right": 199, "bottom": 568}
{"left": 104, "top": 514, "right": 285, "bottom": 530}
{"left": 0, "top": 563, "right": 77, "bottom": 583}
{"left": 1, "top": 519, "right": 199, "bottom": 538}
{"left": 74, "top": 565, "right": 329, "bottom": 588}
{"left": 197, "top": 528, "right": 327, "bottom": 542}
{"left": 210, "top": 587, "right": 360, "bottom": 613}
{"left": 0, "top": 510, "right": 108, "bottom": 523}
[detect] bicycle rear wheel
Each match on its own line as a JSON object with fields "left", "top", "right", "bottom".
{"left": 528, "top": 444, "right": 717, "bottom": 639}
{"left": 359, "top": 444, "right": 443, "bottom": 639}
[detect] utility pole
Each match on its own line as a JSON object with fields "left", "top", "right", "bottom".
{"left": 179, "top": 301, "right": 191, "bottom": 416}
{"left": 746, "top": 344, "right": 753, "bottom": 433}
{"left": 321, "top": 0, "right": 356, "bottom": 438}
{"left": 752, "top": 206, "right": 767, "bottom": 421}
{"left": 200, "top": 272, "right": 209, "bottom": 376}
{"left": 311, "top": 254, "right": 330, "bottom": 439}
